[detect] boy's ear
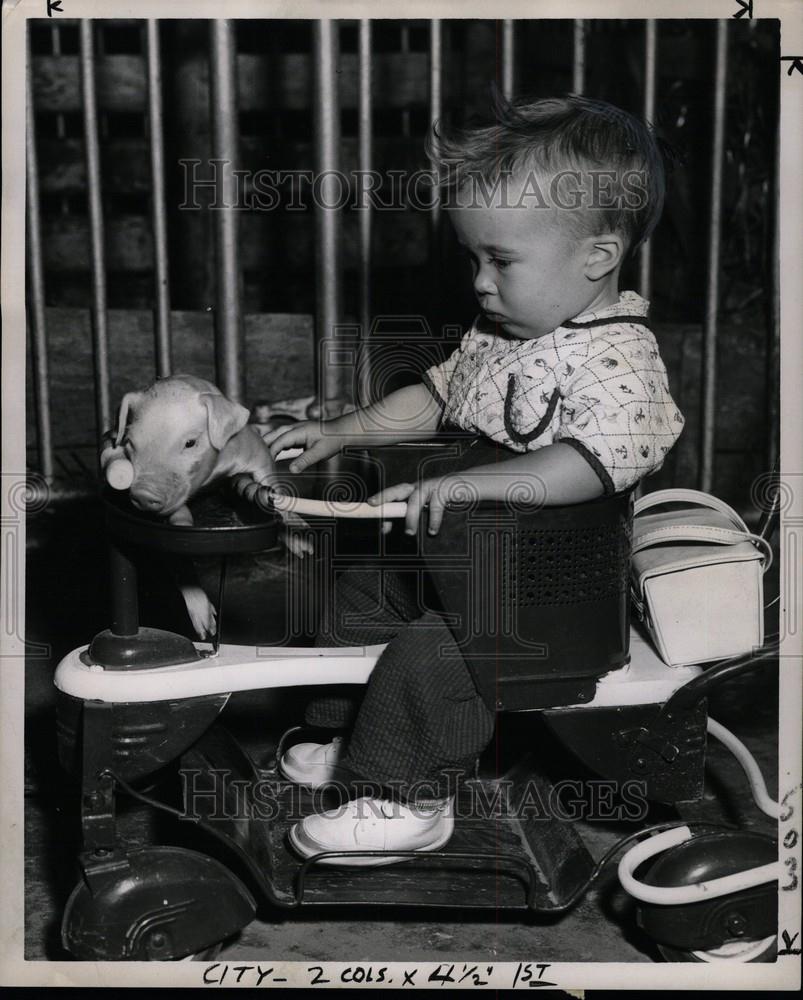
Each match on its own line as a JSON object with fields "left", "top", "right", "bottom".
{"left": 583, "top": 234, "right": 624, "bottom": 281}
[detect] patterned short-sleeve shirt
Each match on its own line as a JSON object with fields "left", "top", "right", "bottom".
{"left": 422, "top": 291, "right": 685, "bottom": 495}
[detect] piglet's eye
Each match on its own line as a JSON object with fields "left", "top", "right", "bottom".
{"left": 184, "top": 438, "right": 197, "bottom": 449}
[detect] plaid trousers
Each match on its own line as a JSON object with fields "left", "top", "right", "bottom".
{"left": 305, "top": 567, "right": 495, "bottom": 801}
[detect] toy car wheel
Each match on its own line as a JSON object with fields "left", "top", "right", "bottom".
{"left": 657, "top": 934, "right": 777, "bottom": 963}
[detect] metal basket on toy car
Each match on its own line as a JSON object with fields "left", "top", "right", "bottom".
{"left": 373, "top": 436, "right": 634, "bottom": 713}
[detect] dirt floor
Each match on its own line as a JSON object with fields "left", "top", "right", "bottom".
{"left": 23, "top": 495, "right": 780, "bottom": 964}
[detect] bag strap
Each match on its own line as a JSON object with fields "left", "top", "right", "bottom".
{"left": 634, "top": 488, "right": 749, "bottom": 535}
{"left": 631, "top": 523, "right": 773, "bottom": 571}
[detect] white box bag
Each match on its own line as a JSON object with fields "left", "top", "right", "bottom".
{"left": 630, "top": 488, "right": 773, "bottom": 667}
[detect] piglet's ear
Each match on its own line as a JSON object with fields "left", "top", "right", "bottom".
{"left": 201, "top": 392, "right": 251, "bottom": 450}
{"left": 114, "top": 392, "right": 144, "bottom": 446}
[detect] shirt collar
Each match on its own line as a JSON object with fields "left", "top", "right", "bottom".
{"left": 474, "top": 291, "right": 649, "bottom": 342}
{"left": 564, "top": 290, "right": 649, "bottom": 326}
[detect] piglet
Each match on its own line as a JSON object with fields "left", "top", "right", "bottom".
{"left": 99, "top": 374, "right": 310, "bottom": 640}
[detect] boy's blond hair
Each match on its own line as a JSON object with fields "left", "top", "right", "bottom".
{"left": 427, "top": 92, "right": 671, "bottom": 257}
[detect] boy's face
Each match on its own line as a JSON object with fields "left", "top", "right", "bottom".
{"left": 448, "top": 181, "right": 604, "bottom": 339}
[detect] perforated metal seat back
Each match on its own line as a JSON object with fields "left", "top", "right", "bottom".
{"left": 371, "top": 437, "right": 634, "bottom": 711}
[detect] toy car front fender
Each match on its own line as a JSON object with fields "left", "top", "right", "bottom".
{"left": 62, "top": 846, "right": 256, "bottom": 960}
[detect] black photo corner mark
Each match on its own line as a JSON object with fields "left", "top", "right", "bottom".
{"left": 47, "top": 0, "right": 64, "bottom": 16}
{"left": 733, "top": 0, "right": 753, "bottom": 17}
{"left": 781, "top": 56, "right": 803, "bottom": 76}
{"left": 778, "top": 930, "right": 801, "bottom": 956}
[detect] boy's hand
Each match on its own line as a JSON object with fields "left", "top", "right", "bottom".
{"left": 230, "top": 474, "right": 314, "bottom": 558}
{"left": 367, "top": 475, "right": 473, "bottom": 536}
{"left": 262, "top": 420, "right": 345, "bottom": 473}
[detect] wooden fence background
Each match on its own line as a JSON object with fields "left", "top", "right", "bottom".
{"left": 26, "top": 18, "right": 779, "bottom": 509}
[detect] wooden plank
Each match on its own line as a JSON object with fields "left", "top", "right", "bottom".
{"left": 26, "top": 308, "right": 314, "bottom": 447}
{"left": 41, "top": 210, "right": 430, "bottom": 272}
{"left": 37, "top": 135, "right": 427, "bottom": 194}
{"left": 33, "top": 55, "right": 147, "bottom": 113}
{"left": 42, "top": 215, "right": 154, "bottom": 273}
{"left": 238, "top": 136, "right": 427, "bottom": 172}
{"left": 37, "top": 138, "right": 151, "bottom": 193}
{"left": 33, "top": 52, "right": 442, "bottom": 114}
{"left": 238, "top": 51, "right": 434, "bottom": 111}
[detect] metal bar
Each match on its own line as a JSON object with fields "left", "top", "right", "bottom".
{"left": 79, "top": 19, "right": 112, "bottom": 441}
{"left": 50, "top": 22, "right": 66, "bottom": 142}
{"left": 357, "top": 19, "right": 373, "bottom": 407}
{"left": 429, "top": 20, "right": 443, "bottom": 237}
{"left": 638, "top": 20, "right": 657, "bottom": 302}
{"left": 313, "top": 19, "right": 343, "bottom": 416}
{"left": 701, "top": 21, "right": 728, "bottom": 492}
{"left": 767, "top": 119, "right": 780, "bottom": 473}
{"left": 213, "top": 556, "right": 227, "bottom": 654}
{"left": 501, "top": 20, "right": 515, "bottom": 101}
{"left": 572, "top": 20, "right": 586, "bottom": 95}
{"left": 400, "top": 24, "right": 411, "bottom": 137}
{"left": 51, "top": 25, "right": 69, "bottom": 216}
{"left": 146, "top": 19, "right": 172, "bottom": 378}
{"left": 209, "top": 20, "right": 244, "bottom": 403}
{"left": 51, "top": 24, "right": 70, "bottom": 215}
{"left": 109, "top": 541, "right": 139, "bottom": 637}
{"left": 26, "top": 27, "right": 55, "bottom": 481}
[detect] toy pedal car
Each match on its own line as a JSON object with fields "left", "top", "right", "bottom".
{"left": 52, "top": 437, "right": 781, "bottom": 962}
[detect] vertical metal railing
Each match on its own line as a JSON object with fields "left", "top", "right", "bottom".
{"left": 209, "top": 20, "right": 244, "bottom": 403}
{"left": 23, "top": 17, "right": 770, "bottom": 505}
{"left": 50, "top": 22, "right": 69, "bottom": 218}
{"left": 313, "top": 19, "right": 343, "bottom": 417}
{"left": 146, "top": 19, "right": 172, "bottom": 378}
{"left": 26, "top": 26, "right": 54, "bottom": 481}
{"left": 429, "top": 20, "right": 443, "bottom": 239}
{"left": 501, "top": 20, "right": 515, "bottom": 101}
{"left": 701, "top": 21, "right": 729, "bottom": 493}
{"left": 79, "top": 19, "right": 112, "bottom": 441}
{"left": 400, "top": 24, "right": 411, "bottom": 137}
{"left": 573, "top": 20, "right": 586, "bottom": 95}
{"left": 357, "top": 19, "right": 373, "bottom": 407}
{"left": 639, "top": 20, "right": 657, "bottom": 302}
{"left": 50, "top": 22, "right": 63, "bottom": 131}
{"left": 767, "top": 119, "right": 780, "bottom": 473}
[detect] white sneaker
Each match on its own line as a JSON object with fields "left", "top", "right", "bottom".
{"left": 279, "top": 736, "right": 350, "bottom": 789}
{"left": 288, "top": 796, "right": 454, "bottom": 867}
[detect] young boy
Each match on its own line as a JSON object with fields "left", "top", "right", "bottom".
{"left": 265, "top": 94, "right": 684, "bottom": 865}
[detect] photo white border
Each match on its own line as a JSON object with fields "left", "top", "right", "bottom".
{"left": 2, "top": 0, "right": 801, "bottom": 989}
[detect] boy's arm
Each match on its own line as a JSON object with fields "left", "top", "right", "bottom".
{"left": 456, "top": 442, "right": 605, "bottom": 506}
{"left": 333, "top": 383, "right": 444, "bottom": 446}
{"left": 266, "top": 382, "right": 445, "bottom": 473}
{"left": 369, "top": 442, "right": 605, "bottom": 536}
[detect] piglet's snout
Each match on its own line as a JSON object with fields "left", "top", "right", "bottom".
{"left": 129, "top": 472, "right": 186, "bottom": 514}
{"left": 130, "top": 485, "right": 163, "bottom": 512}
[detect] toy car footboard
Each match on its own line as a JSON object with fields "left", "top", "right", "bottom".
{"left": 179, "top": 723, "right": 596, "bottom": 912}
